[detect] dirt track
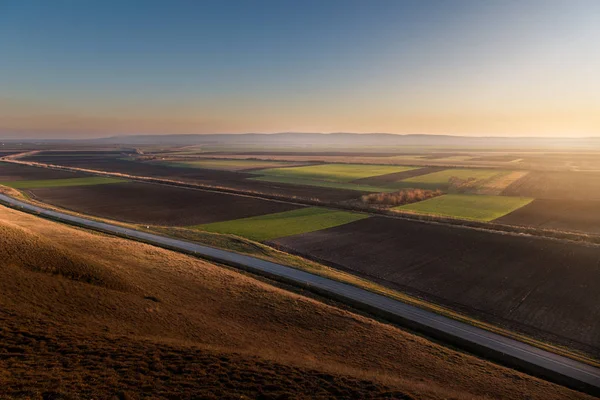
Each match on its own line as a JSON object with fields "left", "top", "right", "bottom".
{"left": 273, "top": 216, "right": 600, "bottom": 357}
{"left": 29, "top": 181, "right": 303, "bottom": 226}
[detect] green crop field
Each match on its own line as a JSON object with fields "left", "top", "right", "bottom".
{"left": 161, "top": 159, "right": 298, "bottom": 171}
{"left": 394, "top": 194, "right": 533, "bottom": 222}
{"left": 249, "top": 175, "right": 396, "bottom": 193}
{"left": 403, "top": 169, "right": 508, "bottom": 187}
{"left": 0, "top": 177, "right": 126, "bottom": 189}
{"left": 193, "top": 207, "right": 368, "bottom": 241}
{"left": 253, "top": 163, "right": 417, "bottom": 182}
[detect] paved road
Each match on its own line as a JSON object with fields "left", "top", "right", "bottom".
{"left": 1, "top": 192, "right": 599, "bottom": 396}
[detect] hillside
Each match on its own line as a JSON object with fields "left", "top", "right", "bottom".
{"left": 0, "top": 205, "right": 592, "bottom": 399}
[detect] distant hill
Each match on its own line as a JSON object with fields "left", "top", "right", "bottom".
{"left": 89, "top": 133, "right": 600, "bottom": 149}
{"left": 2, "top": 132, "right": 600, "bottom": 149}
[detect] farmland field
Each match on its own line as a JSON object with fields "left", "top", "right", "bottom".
{"left": 160, "top": 158, "right": 305, "bottom": 171}
{"left": 395, "top": 194, "right": 533, "bottom": 221}
{"left": 196, "top": 207, "right": 368, "bottom": 241}
{"left": 249, "top": 175, "right": 395, "bottom": 193}
{"left": 253, "top": 163, "right": 417, "bottom": 182}
{"left": 502, "top": 171, "right": 600, "bottom": 201}
{"left": 0, "top": 176, "right": 125, "bottom": 189}
{"left": 351, "top": 166, "right": 447, "bottom": 185}
{"left": 27, "top": 181, "right": 303, "bottom": 226}
{"left": 20, "top": 154, "right": 366, "bottom": 201}
{"left": 402, "top": 168, "right": 508, "bottom": 188}
{"left": 497, "top": 199, "right": 600, "bottom": 235}
{"left": 0, "top": 161, "right": 89, "bottom": 181}
{"left": 273, "top": 216, "right": 600, "bottom": 357}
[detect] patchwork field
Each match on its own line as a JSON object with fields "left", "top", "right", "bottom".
{"left": 273, "top": 216, "right": 600, "bottom": 357}
{"left": 196, "top": 207, "right": 368, "bottom": 241}
{"left": 159, "top": 158, "right": 305, "bottom": 171}
{"left": 0, "top": 176, "right": 125, "bottom": 189}
{"left": 249, "top": 175, "right": 395, "bottom": 193}
{"left": 351, "top": 166, "right": 447, "bottom": 185}
{"left": 497, "top": 199, "right": 600, "bottom": 235}
{"left": 395, "top": 194, "right": 534, "bottom": 222}
{"left": 402, "top": 168, "right": 508, "bottom": 188}
{"left": 1, "top": 206, "right": 586, "bottom": 399}
{"left": 27, "top": 181, "right": 302, "bottom": 226}
{"left": 253, "top": 163, "right": 417, "bottom": 182}
{"left": 21, "top": 154, "right": 365, "bottom": 201}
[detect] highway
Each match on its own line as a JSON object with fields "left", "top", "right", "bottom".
{"left": 1, "top": 192, "right": 599, "bottom": 396}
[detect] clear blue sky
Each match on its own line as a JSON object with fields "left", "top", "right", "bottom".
{"left": 1, "top": 0, "right": 599, "bottom": 138}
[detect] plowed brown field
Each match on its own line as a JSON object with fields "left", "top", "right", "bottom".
{"left": 273, "top": 217, "right": 600, "bottom": 357}
{"left": 28, "top": 181, "right": 303, "bottom": 226}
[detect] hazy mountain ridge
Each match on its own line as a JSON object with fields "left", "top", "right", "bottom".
{"left": 2, "top": 133, "right": 600, "bottom": 149}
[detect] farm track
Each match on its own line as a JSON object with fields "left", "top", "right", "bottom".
{"left": 1, "top": 192, "right": 599, "bottom": 396}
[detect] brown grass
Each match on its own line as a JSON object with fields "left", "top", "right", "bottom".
{"left": 0, "top": 205, "right": 591, "bottom": 399}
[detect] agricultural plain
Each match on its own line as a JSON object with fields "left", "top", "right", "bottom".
{"left": 16, "top": 151, "right": 600, "bottom": 232}
{"left": 7, "top": 147, "right": 600, "bottom": 375}
{"left": 253, "top": 163, "right": 418, "bottom": 182}
{"left": 21, "top": 153, "right": 366, "bottom": 201}
{"left": 159, "top": 158, "right": 305, "bottom": 171}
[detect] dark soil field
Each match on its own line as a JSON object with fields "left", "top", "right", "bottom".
{"left": 502, "top": 171, "right": 600, "bottom": 201}
{"left": 28, "top": 181, "right": 303, "bottom": 226}
{"left": 0, "top": 151, "right": 21, "bottom": 157}
{"left": 23, "top": 154, "right": 365, "bottom": 201}
{"left": 496, "top": 199, "right": 600, "bottom": 235}
{"left": 273, "top": 217, "right": 600, "bottom": 357}
{"left": 0, "top": 161, "right": 88, "bottom": 181}
{"left": 1, "top": 206, "right": 588, "bottom": 399}
{"left": 352, "top": 167, "right": 447, "bottom": 185}
{"left": 208, "top": 151, "right": 416, "bottom": 157}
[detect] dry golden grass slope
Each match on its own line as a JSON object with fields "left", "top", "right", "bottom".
{"left": 0, "top": 205, "right": 592, "bottom": 400}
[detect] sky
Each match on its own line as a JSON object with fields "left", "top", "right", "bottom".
{"left": 1, "top": 0, "right": 599, "bottom": 139}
